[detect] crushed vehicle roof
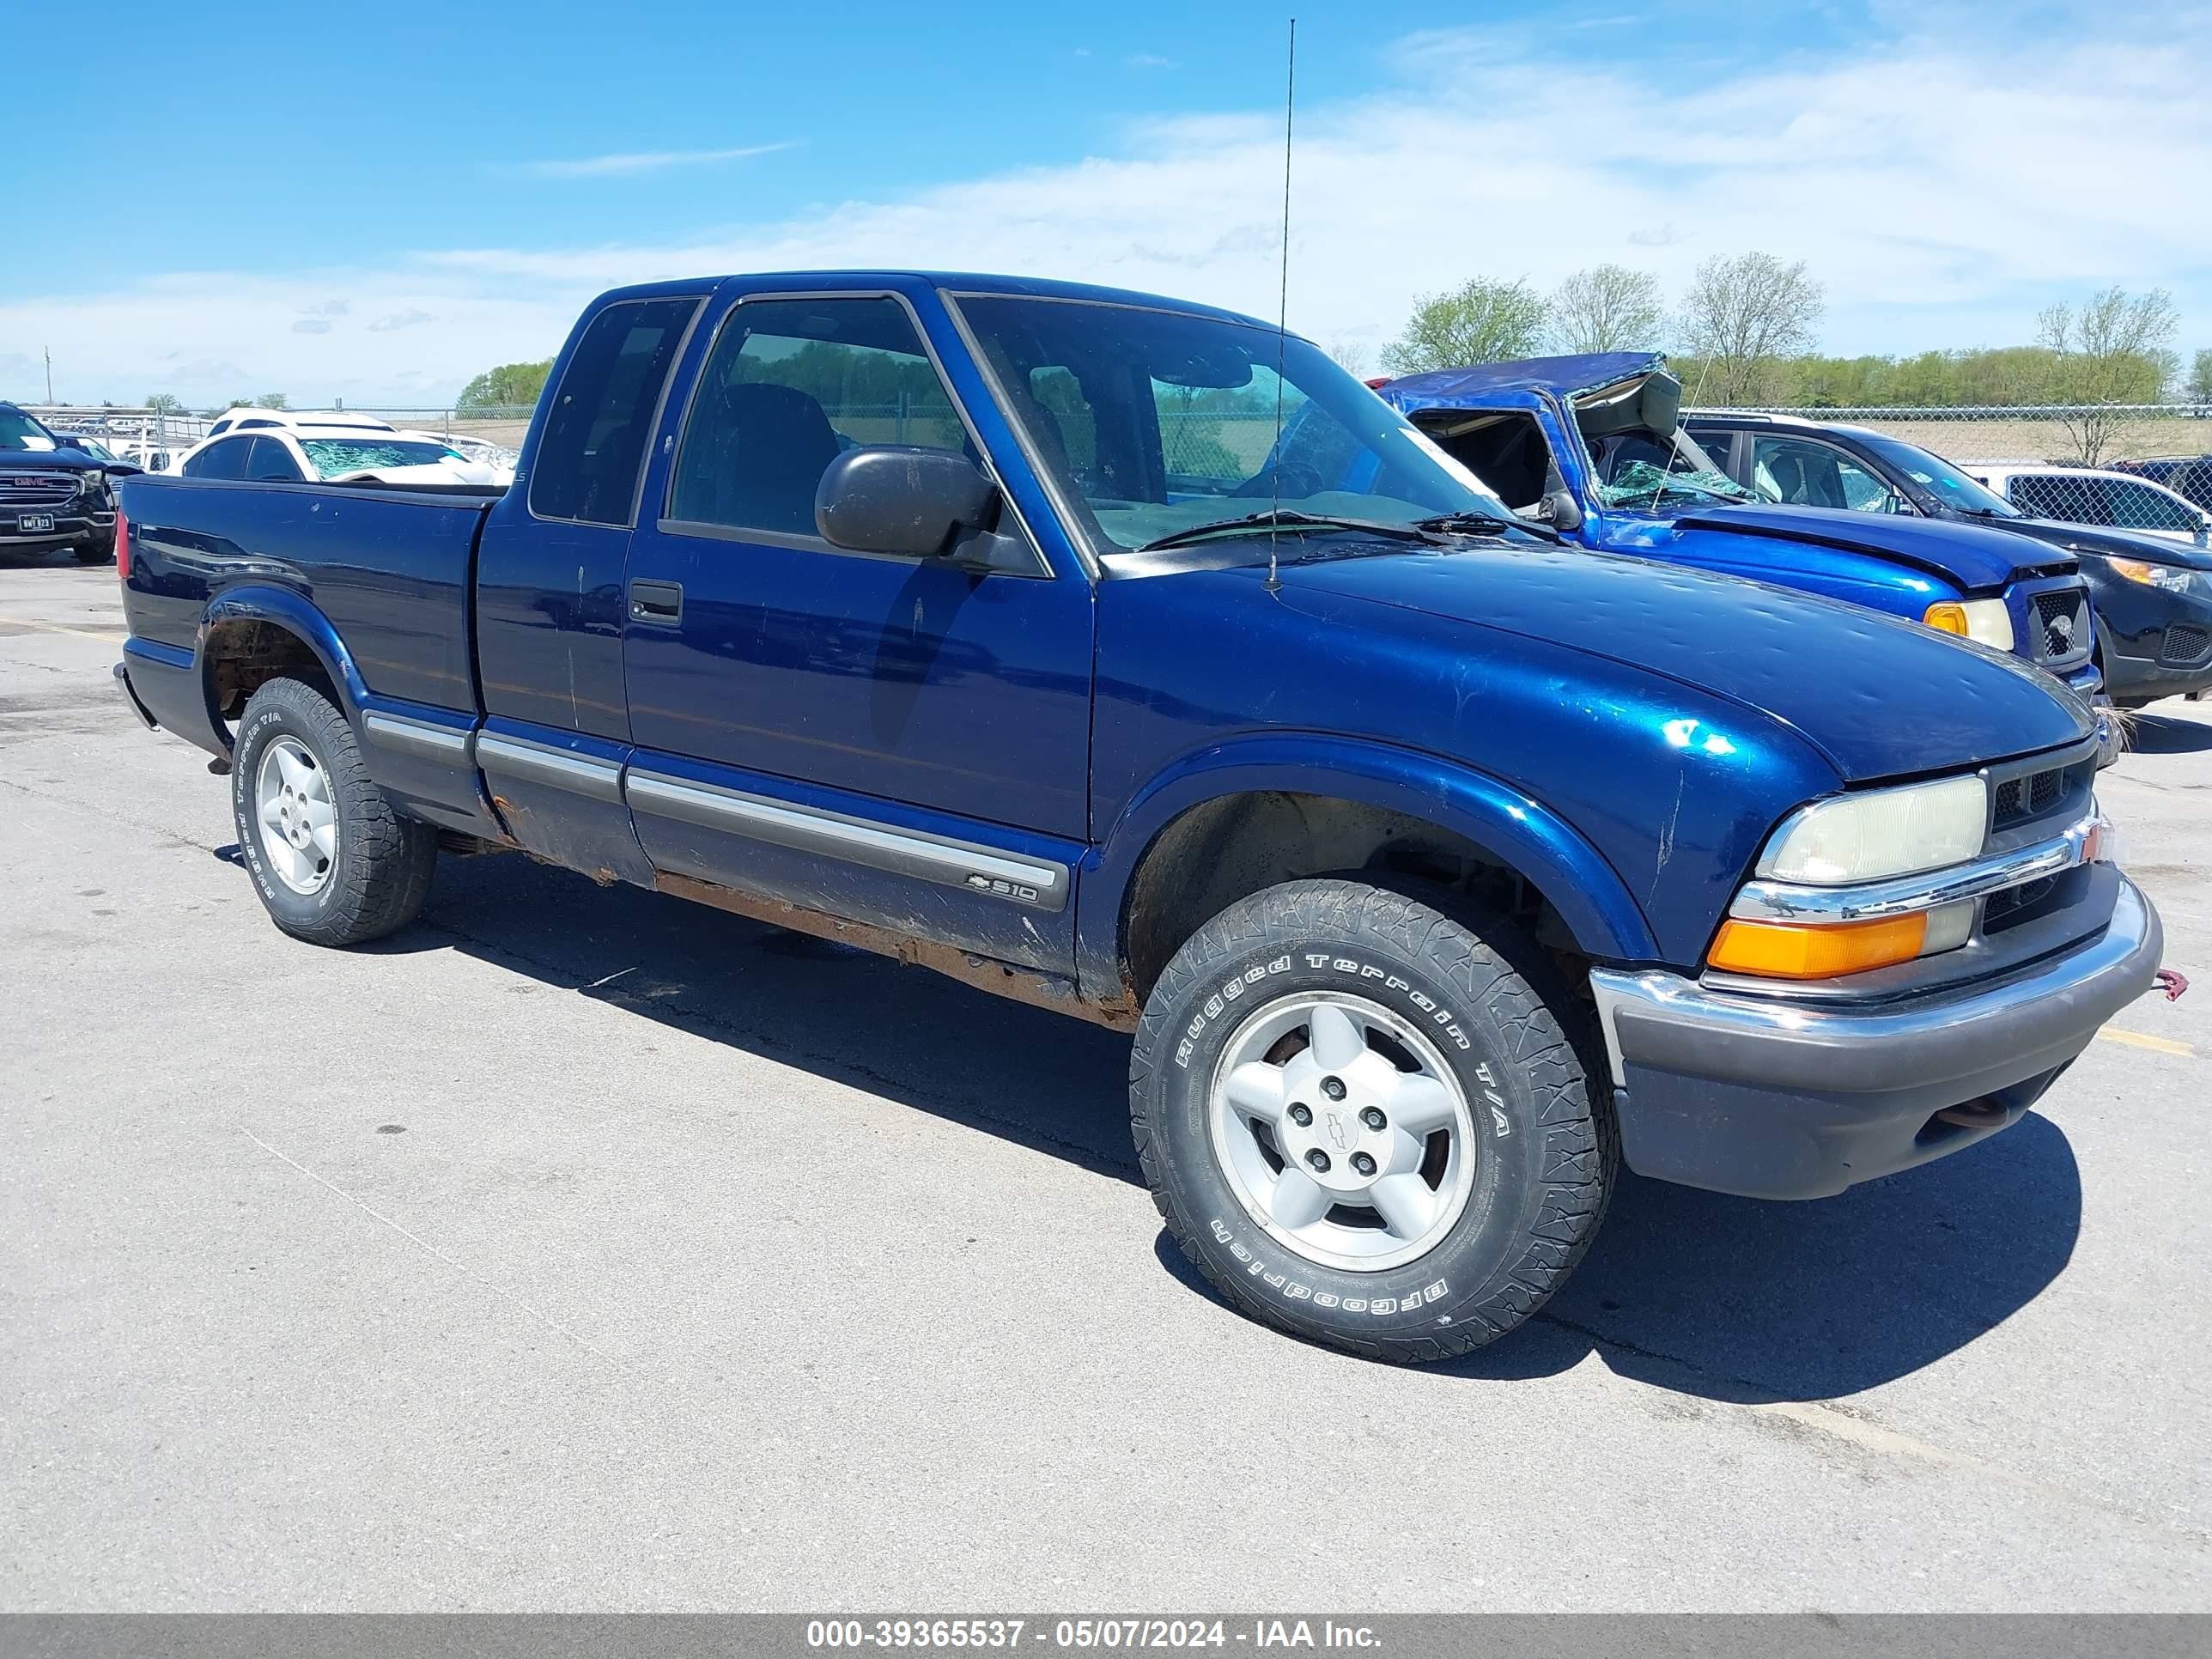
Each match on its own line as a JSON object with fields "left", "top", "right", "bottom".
{"left": 1377, "top": 353, "right": 1667, "bottom": 407}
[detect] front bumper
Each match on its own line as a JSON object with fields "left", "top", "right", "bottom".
{"left": 1589, "top": 877, "right": 2162, "bottom": 1199}
{"left": 0, "top": 504, "right": 111, "bottom": 550}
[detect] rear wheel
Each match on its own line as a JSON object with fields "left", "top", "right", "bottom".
{"left": 1130, "top": 878, "right": 1615, "bottom": 1363}
{"left": 230, "top": 677, "right": 436, "bottom": 945}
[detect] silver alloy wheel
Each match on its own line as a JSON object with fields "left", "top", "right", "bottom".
{"left": 1207, "top": 992, "right": 1478, "bottom": 1273}
{"left": 254, "top": 735, "right": 337, "bottom": 896}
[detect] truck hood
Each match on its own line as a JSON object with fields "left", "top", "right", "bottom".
{"left": 1271, "top": 540, "right": 2092, "bottom": 783}
{"left": 1959, "top": 512, "right": 2212, "bottom": 571}
{"left": 1669, "top": 503, "right": 2075, "bottom": 593}
{"left": 0, "top": 443, "right": 103, "bottom": 473}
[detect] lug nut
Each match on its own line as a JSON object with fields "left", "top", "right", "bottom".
{"left": 1289, "top": 1103, "right": 1313, "bottom": 1127}
{"left": 1351, "top": 1152, "right": 1376, "bottom": 1176}
{"left": 1361, "top": 1107, "right": 1387, "bottom": 1132}
{"left": 1321, "top": 1076, "right": 1346, "bottom": 1101}
{"left": 1305, "top": 1148, "right": 1331, "bottom": 1173}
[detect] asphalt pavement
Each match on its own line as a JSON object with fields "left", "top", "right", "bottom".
{"left": 3, "top": 554, "right": 2208, "bottom": 1610}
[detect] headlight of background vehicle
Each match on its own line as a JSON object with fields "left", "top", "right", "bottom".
{"left": 2108, "top": 557, "right": 2203, "bottom": 598}
{"left": 1921, "top": 597, "right": 2014, "bottom": 651}
{"left": 1711, "top": 775, "right": 1989, "bottom": 980}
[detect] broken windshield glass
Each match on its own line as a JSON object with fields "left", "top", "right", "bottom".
{"left": 1592, "top": 459, "right": 1754, "bottom": 508}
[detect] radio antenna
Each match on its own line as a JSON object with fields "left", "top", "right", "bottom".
{"left": 1267, "top": 17, "right": 1297, "bottom": 595}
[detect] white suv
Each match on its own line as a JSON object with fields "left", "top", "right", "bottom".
{"left": 1971, "top": 464, "right": 2212, "bottom": 548}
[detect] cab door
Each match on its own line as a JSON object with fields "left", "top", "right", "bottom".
{"left": 473, "top": 288, "right": 705, "bottom": 884}
{"left": 618, "top": 287, "right": 1095, "bottom": 970}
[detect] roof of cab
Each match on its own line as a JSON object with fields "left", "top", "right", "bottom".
{"left": 1379, "top": 352, "right": 1668, "bottom": 409}
{"left": 586, "top": 270, "right": 1279, "bottom": 331}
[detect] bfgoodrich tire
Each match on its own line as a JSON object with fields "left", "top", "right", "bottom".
{"left": 230, "top": 677, "right": 437, "bottom": 946}
{"left": 1131, "top": 878, "right": 1615, "bottom": 1364}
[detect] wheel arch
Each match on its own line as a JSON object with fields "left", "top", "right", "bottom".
{"left": 197, "top": 586, "right": 366, "bottom": 756}
{"left": 1078, "top": 734, "right": 1657, "bottom": 1006}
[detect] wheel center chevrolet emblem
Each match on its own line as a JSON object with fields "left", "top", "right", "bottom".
{"left": 1325, "top": 1111, "right": 1353, "bottom": 1151}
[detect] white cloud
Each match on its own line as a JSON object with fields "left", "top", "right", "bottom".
{"left": 1127, "top": 53, "right": 1179, "bottom": 69}
{"left": 9, "top": 16, "right": 2209, "bottom": 404}
{"left": 510, "top": 142, "right": 797, "bottom": 179}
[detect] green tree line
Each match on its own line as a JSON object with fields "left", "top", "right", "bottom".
{"left": 1376, "top": 258, "right": 2192, "bottom": 411}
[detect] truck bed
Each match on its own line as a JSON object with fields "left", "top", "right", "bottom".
{"left": 119, "top": 475, "right": 501, "bottom": 715}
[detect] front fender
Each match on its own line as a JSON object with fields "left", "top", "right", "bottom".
{"left": 1075, "top": 732, "right": 1660, "bottom": 1001}
{"left": 198, "top": 585, "right": 368, "bottom": 756}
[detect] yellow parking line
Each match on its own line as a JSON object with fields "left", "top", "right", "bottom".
{"left": 0, "top": 614, "right": 123, "bottom": 644}
{"left": 2098, "top": 1026, "right": 2194, "bottom": 1057}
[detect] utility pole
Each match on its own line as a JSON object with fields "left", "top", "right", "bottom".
{"left": 44, "top": 347, "right": 53, "bottom": 405}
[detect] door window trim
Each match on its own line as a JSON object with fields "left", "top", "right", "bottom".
{"left": 525, "top": 292, "right": 708, "bottom": 532}
{"left": 653, "top": 287, "right": 1051, "bottom": 579}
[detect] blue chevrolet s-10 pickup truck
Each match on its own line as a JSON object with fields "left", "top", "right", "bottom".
{"left": 1373, "top": 355, "right": 2113, "bottom": 735}
{"left": 112, "top": 272, "right": 2162, "bottom": 1363}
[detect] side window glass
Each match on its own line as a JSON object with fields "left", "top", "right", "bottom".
{"left": 2013, "top": 474, "right": 2104, "bottom": 523}
{"left": 246, "top": 437, "right": 302, "bottom": 482}
{"left": 667, "top": 296, "right": 971, "bottom": 538}
{"left": 531, "top": 295, "right": 699, "bottom": 526}
{"left": 185, "top": 438, "right": 246, "bottom": 480}
{"left": 1752, "top": 436, "right": 1893, "bottom": 512}
{"left": 2101, "top": 478, "right": 2197, "bottom": 532}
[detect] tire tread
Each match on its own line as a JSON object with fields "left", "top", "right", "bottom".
{"left": 1130, "top": 877, "right": 1616, "bottom": 1364}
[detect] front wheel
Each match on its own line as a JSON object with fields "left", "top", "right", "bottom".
{"left": 230, "top": 677, "right": 437, "bottom": 945}
{"left": 71, "top": 544, "right": 113, "bottom": 564}
{"left": 1130, "top": 878, "right": 1615, "bottom": 1363}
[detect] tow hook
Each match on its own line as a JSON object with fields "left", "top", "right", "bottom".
{"left": 2156, "top": 968, "right": 2189, "bottom": 1003}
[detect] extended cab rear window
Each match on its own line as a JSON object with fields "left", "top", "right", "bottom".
{"left": 530, "top": 295, "right": 700, "bottom": 526}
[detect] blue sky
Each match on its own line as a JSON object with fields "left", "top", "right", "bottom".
{"left": 4, "top": 0, "right": 2207, "bottom": 404}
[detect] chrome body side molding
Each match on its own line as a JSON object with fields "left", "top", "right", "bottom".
{"left": 623, "top": 769, "right": 1069, "bottom": 912}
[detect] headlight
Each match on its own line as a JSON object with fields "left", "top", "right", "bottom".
{"left": 1755, "top": 775, "right": 1987, "bottom": 884}
{"left": 80, "top": 469, "right": 104, "bottom": 491}
{"left": 2108, "top": 556, "right": 2198, "bottom": 595}
{"left": 1922, "top": 597, "right": 2014, "bottom": 651}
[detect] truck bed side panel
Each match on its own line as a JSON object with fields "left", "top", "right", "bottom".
{"left": 121, "top": 477, "right": 491, "bottom": 714}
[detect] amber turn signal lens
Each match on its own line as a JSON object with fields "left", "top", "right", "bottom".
{"left": 1922, "top": 602, "right": 1969, "bottom": 636}
{"left": 1709, "top": 913, "right": 1929, "bottom": 980}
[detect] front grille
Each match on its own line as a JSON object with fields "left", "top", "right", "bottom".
{"left": 1991, "top": 754, "right": 2093, "bottom": 834}
{"left": 0, "top": 471, "right": 79, "bottom": 507}
{"left": 2029, "top": 586, "right": 2090, "bottom": 663}
{"left": 2161, "top": 624, "right": 2210, "bottom": 665}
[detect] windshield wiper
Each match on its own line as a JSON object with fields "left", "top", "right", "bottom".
{"left": 1413, "top": 509, "right": 1558, "bottom": 543}
{"left": 1133, "top": 508, "right": 1449, "bottom": 554}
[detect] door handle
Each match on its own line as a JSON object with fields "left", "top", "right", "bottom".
{"left": 629, "top": 580, "right": 684, "bottom": 624}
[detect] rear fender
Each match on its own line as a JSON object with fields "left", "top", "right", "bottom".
{"left": 197, "top": 585, "right": 367, "bottom": 756}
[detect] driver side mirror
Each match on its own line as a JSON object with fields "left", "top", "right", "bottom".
{"left": 815, "top": 446, "right": 998, "bottom": 558}
{"left": 1540, "top": 488, "right": 1584, "bottom": 533}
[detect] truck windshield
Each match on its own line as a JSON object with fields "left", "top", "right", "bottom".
{"left": 300, "top": 438, "right": 465, "bottom": 477}
{"left": 953, "top": 296, "right": 1516, "bottom": 556}
{"left": 1858, "top": 435, "right": 2022, "bottom": 518}
{"left": 1589, "top": 429, "right": 1753, "bottom": 508}
{"left": 0, "top": 409, "right": 59, "bottom": 452}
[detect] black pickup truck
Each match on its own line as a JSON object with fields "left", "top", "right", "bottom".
{"left": 0, "top": 403, "right": 119, "bottom": 562}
